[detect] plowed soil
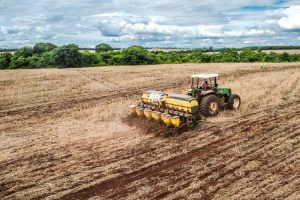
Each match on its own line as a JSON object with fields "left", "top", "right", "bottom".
{"left": 0, "top": 63, "right": 299, "bottom": 200}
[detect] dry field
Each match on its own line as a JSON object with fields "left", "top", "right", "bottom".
{"left": 262, "top": 49, "right": 300, "bottom": 54}
{"left": 147, "top": 49, "right": 300, "bottom": 54}
{"left": 0, "top": 63, "right": 300, "bottom": 200}
{"left": 205, "top": 49, "right": 300, "bottom": 55}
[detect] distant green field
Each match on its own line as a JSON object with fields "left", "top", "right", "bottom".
{"left": 3, "top": 49, "right": 300, "bottom": 54}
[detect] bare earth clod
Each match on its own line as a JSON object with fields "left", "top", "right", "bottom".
{"left": 0, "top": 63, "right": 299, "bottom": 200}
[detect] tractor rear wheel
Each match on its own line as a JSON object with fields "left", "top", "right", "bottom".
{"left": 200, "top": 95, "right": 220, "bottom": 117}
{"left": 228, "top": 94, "right": 241, "bottom": 110}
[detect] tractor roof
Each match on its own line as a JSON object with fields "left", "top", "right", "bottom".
{"left": 191, "top": 73, "right": 219, "bottom": 79}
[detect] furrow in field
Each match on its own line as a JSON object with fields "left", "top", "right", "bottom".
{"left": 57, "top": 102, "right": 299, "bottom": 200}
{"left": 128, "top": 118, "right": 300, "bottom": 199}
{"left": 2, "top": 101, "right": 293, "bottom": 200}
{"left": 203, "top": 134, "right": 300, "bottom": 199}
{"left": 227, "top": 145, "right": 300, "bottom": 199}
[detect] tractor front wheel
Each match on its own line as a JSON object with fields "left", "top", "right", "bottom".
{"left": 228, "top": 94, "right": 241, "bottom": 110}
{"left": 200, "top": 95, "right": 220, "bottom": 117}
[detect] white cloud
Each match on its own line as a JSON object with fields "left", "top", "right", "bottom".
{"left": 0, "top": 26, "right": 7, "bottom": 41}
{"left": 0, "top": 26, "right": 7, "bottom": 34}
{"left": 35, "top": 26, "right": 56, "bottom": 39}
{"left": 82, "top": 12, "right": 275, "bottom": 40}
{"left": 243, "top": 40, "right": 254, "bottom": 44}
{"left": 125, "top": 23, "right": 223, "bottom": 37}
{"left": 0, "top": 33, "right": 4, "bottom": 41}
{"left": 110, "top": 34, "right": 138, "bottom": 42}
{"left": 278, "top": 5, "right": 300, "bottom": 29}
{"left": 0, "top": 0, "right": 299, "bottom": 48}
{"left": 224, "top": 29, "right": 275, "bottom": 37}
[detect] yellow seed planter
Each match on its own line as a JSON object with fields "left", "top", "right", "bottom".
{"left": 171, "top": 116, "right": 181, "bottom": 127}
{"left": 144, "top": 109, "right": 152, "bottom": 119}
{"left": 136, "top": 107, "right": 144, "bottom": 116}
{"left": 152, "top": 111, "right": 161, "bottom": 121}
{"left": 129, "top": 105, "right": 136, "bottom": 115}
{"left": 162, "top": 113, "right": 172, "bottom": 126}
{"left": 165, "top": 94, "right": 199, "bottom": 114}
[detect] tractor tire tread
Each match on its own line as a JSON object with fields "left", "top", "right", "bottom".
{"left": 228, "top": 94, "right": 241, "bottom": 110}
{"left": 200, "top": 94, "right": 220, "bottom": 117}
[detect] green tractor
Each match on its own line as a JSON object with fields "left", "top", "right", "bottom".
{"left": 188, "top": 73, "right": 241, "bottom": 117}
{"left": 130, "top": 73, "right": 241, "bottom": 128}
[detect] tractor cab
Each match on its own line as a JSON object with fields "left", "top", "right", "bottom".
{"left": 189, "top": 73, "right": 219, "bottom": 98}
{"left": 186, "top": 73, "right": 240, "bottom": 117}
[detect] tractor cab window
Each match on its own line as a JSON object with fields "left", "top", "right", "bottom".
{"left": 202, "top": 80, "right": 209, "bottom": 89}
{"left": 202, "top": 79, "right": 214, "bottom": 90}
{"left": 191, "top": 78, "right": 216, "bottom": 90}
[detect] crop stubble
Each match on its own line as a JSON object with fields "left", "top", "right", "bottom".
{"left": 0, "top": 63, "right": 299, "bottom": 200}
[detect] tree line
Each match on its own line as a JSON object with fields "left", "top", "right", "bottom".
{"left": 1, "top": 43, "right": 300, "bottom": 69}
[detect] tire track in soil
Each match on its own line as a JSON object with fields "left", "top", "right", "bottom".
{"left": 280, "top": 180, "right": 300, "bottom": 200}
{"left": 232, "top": 152, "right": 300, "bottom": 199}
{"left": 253, "top": 174, "right": 300, "bottom": 200}
{"left": 58, "top": 101, "right": 299, "bottom": 200}
{"left": 3, "top": 103, "right": 296, "bottom": 198}
{"left": 241, "top": 166, "right": 300, "bottom": 200}
{"left": 200, "top": 133, "right": 300, "bottom": 200}
{"left": 1, "top": 125, "right": 218, "bottom": 199}
{"left": 3, "top": 100, "right": 299, "bottom": 200}
{"left": 121, "top": 131, "right": 299, "bottom": 199}
{"left": 110, "top": 104, "right": 300, "bottom": 198}
{"left": 124, "top": 115, "right": 300, "bottom": 199}
{"left": 229, "top": 141, "right": 300, "bottom": 199}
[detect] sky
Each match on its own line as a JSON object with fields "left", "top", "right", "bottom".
{"left": 0, "top": 0, "right": 299, "bottom": 48}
